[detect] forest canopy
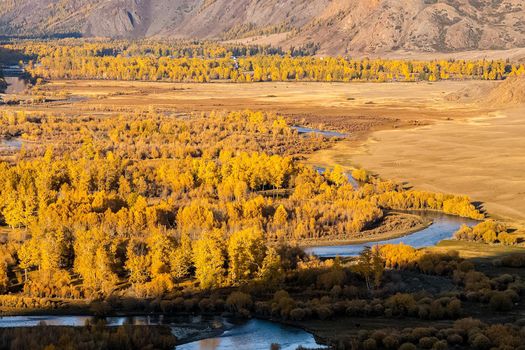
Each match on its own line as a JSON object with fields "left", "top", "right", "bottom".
{"left": 4, "top": 40, "right": 525, "bottom": 83}
{"left": 0, "top": 109, "right": 483, "bottom": 300}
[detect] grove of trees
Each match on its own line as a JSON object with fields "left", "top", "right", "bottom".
{"left": 5, "top": 40, "right": 525, "bottom": 83}
{"left": 0, "top": 109, "right": 484, "bottom": 301}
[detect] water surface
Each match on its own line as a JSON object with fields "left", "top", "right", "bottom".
{"left": 178, "top": 319, "right": 326, "bottom": 350}
{"left": 0, "top": 138, "right": 23, "bottom": 151}
{"left": 0, "top": 315, "right": 327, "bottom": 350}
{"left": 1, "top": 65, "right": 28, "bottom": 94}
{"left": 293, "top": 126, "right": 346, "bottom": 138}
{"left": 4, "top": 77, "right": 28, "bottom": 94}
{"left": 306, "top": 211, "right": 478, "bottom": 258}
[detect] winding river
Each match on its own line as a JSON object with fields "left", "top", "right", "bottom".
{"left": 306, "top": 211, "right": 479, "bottom": 258}
{"left": 178, "top": 319, "right": 326, "bottom": 350}
{"left": 0, "top": 125, "right": 478, "bottom": 348}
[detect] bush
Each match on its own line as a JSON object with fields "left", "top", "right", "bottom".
{"left": 290, "top": 308, "right": 306, "bottom": 321}
{"left": 226, "top": 292, "right": 253, "bottom": 313}
{"left": 432, "top": 340, "right": 448, "bottom": 350}
{"left": 317, "top": 268, "right": 346, "bottom": 289}
{"left": 458, "top": 260, "right": 474, "bottom": 272}
{"left": 346, "top": 299, "right": 368, "bottom": 317}
{"left": 447, "top": 333, "right": 463, "bottom": 345}
{"left": 363, "top": 338, "right": 377, "bottom": 350}
{"left": 419, "top": 337, "right": 438, "bottom": 349}
{"left": 198, "top": 298, "right": 212, "bottom": 312}
{"left": 382, "top": 335, "right": 399, "bottom": 349}
{"left": 446, "top": 298, "right": 462, "bottom": 318}
{"left": 500, "top": 254, "right": 525, "bottom": 267}
{"left": 499, "top": 232, "right": 518, "bottom": 245}
{"left": 385, "top": 293, "right": 417, "bottom": 316}
{"left": 314, "top": 306, "right": 332, "bottom": 320}
{"left": 470, "top": 333, "right": 491, "bottom": 350}
{"left": 399, "top": 343, "right": 417, "bottom": 350}
{"left": 454, "top": 317, "right": 483, "bottom": 331}
{"left": 489, "top": 292, "right": 513, "bottom": 311}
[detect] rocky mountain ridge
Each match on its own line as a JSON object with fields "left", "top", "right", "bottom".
{"left": 1, "top": 0, "right": 525, "bottom": 55}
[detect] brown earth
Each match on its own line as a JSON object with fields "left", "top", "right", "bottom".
{"left": 487, "top": 76, "right": 525, "bottom": 106}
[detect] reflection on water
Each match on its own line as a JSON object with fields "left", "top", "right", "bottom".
{"left": 0, "top": 315, "right": 93, "bottom": 327}
{"left": 4, "top": 76, "right": 28, "bottom": 94}
{"left": 292, "top": 126, "right": 346, "bottom": 138}
{"left": 178, "top": 319, "right": 327, "bottom": 350}
{"left": 0, "top": 138, "right": 23, "bottom": 152}
{"left": 305, "top": 211, "right": 479, "bottom": 258}
{"left": 1, "top": 65, "right": 28, "bottom": 94}
{"left": 0, "top": 314, "right": 204, "bottom": 327}
{"left": 0, "top": 315, "right": 327, "bottom": 350}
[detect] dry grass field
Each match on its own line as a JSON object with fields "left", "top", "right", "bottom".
{"left": 16, "top": 79, "right": 492, "bottom": 133}
{"left": 348, "top": 107, "right": 525, "bottom": 224}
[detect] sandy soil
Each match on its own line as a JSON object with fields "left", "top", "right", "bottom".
{"left": 313, "top": 107, "right": 525, "bottom": 224}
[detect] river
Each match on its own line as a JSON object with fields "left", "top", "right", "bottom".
{"left": 0, "top": 211, "right": 477, "bottom": 349}
{"left": 292, "top": 126, "right": 346, "bottom": 138}
{"left": 0, "top": 315, "right": 327, "bottom": 350}
{"left": 305, "top": 211, "right": 479, "bottom": 258}
{"left": 1, "top": 65, "right": 28, "bottom": 94}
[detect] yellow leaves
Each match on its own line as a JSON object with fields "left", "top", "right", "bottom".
{"left": 379, "top": 243, "right": 421, "bottom": 269}
{"left": 352, "top": 168, "right": 368, "bottom": 182}
{"left": 227, "top": 227, "right": 266, "bottom": 284}
{"left": 177, "top": 201, "right": 217, "bottom": 235}
{"left": 273, "top": 204, "right": 288, "bottom": 227}
{"left": 193, "top": 229, "right": 226, "bottom": 289}
{"left": 18, "top": 39, "right": 523, "bottom": 83}
{"left": 327, "top": 165, "right": 347, "bottom": 186}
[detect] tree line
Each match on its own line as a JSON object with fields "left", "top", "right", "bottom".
{"left": 5, "top": 40, "right": 525, "bottom": 83}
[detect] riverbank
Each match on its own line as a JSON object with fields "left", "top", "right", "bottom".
{"left": 299, "top": 212, "right": 432, "bottom": 248}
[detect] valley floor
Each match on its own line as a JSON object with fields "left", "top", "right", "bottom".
{"left": 7, "top": 78, "right": 523, "bottom": 224}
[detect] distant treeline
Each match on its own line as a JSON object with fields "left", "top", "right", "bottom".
{"left": 4, "top": 40, "right": 525, "bottom": 83}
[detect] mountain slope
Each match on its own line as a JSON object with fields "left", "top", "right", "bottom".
{"left": 1, "top": 0, "right": 525, "bottom": 55}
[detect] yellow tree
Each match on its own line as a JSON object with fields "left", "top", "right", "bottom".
{"left": 125, "top": 238, "right": 151, "bottom": 284}
{"left": 193, "top": 230, "right": 226, "bottom": 289}
{"left": 170, "top": 232, "right": 193, "bottom": 280}
{"left": 227, "top": 227, "right": 266, "bottom": 284}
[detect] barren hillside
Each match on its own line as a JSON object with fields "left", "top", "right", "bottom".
{"left": 1, "top": 0, "right": 525, "bottom": 55}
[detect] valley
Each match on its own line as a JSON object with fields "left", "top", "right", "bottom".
{"left": 0, "top": 39, "right": 525, "bottom": 350}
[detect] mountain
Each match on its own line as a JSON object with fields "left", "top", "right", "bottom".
{"left": 1, "top": 0, "right": 525, "bottom": 55}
